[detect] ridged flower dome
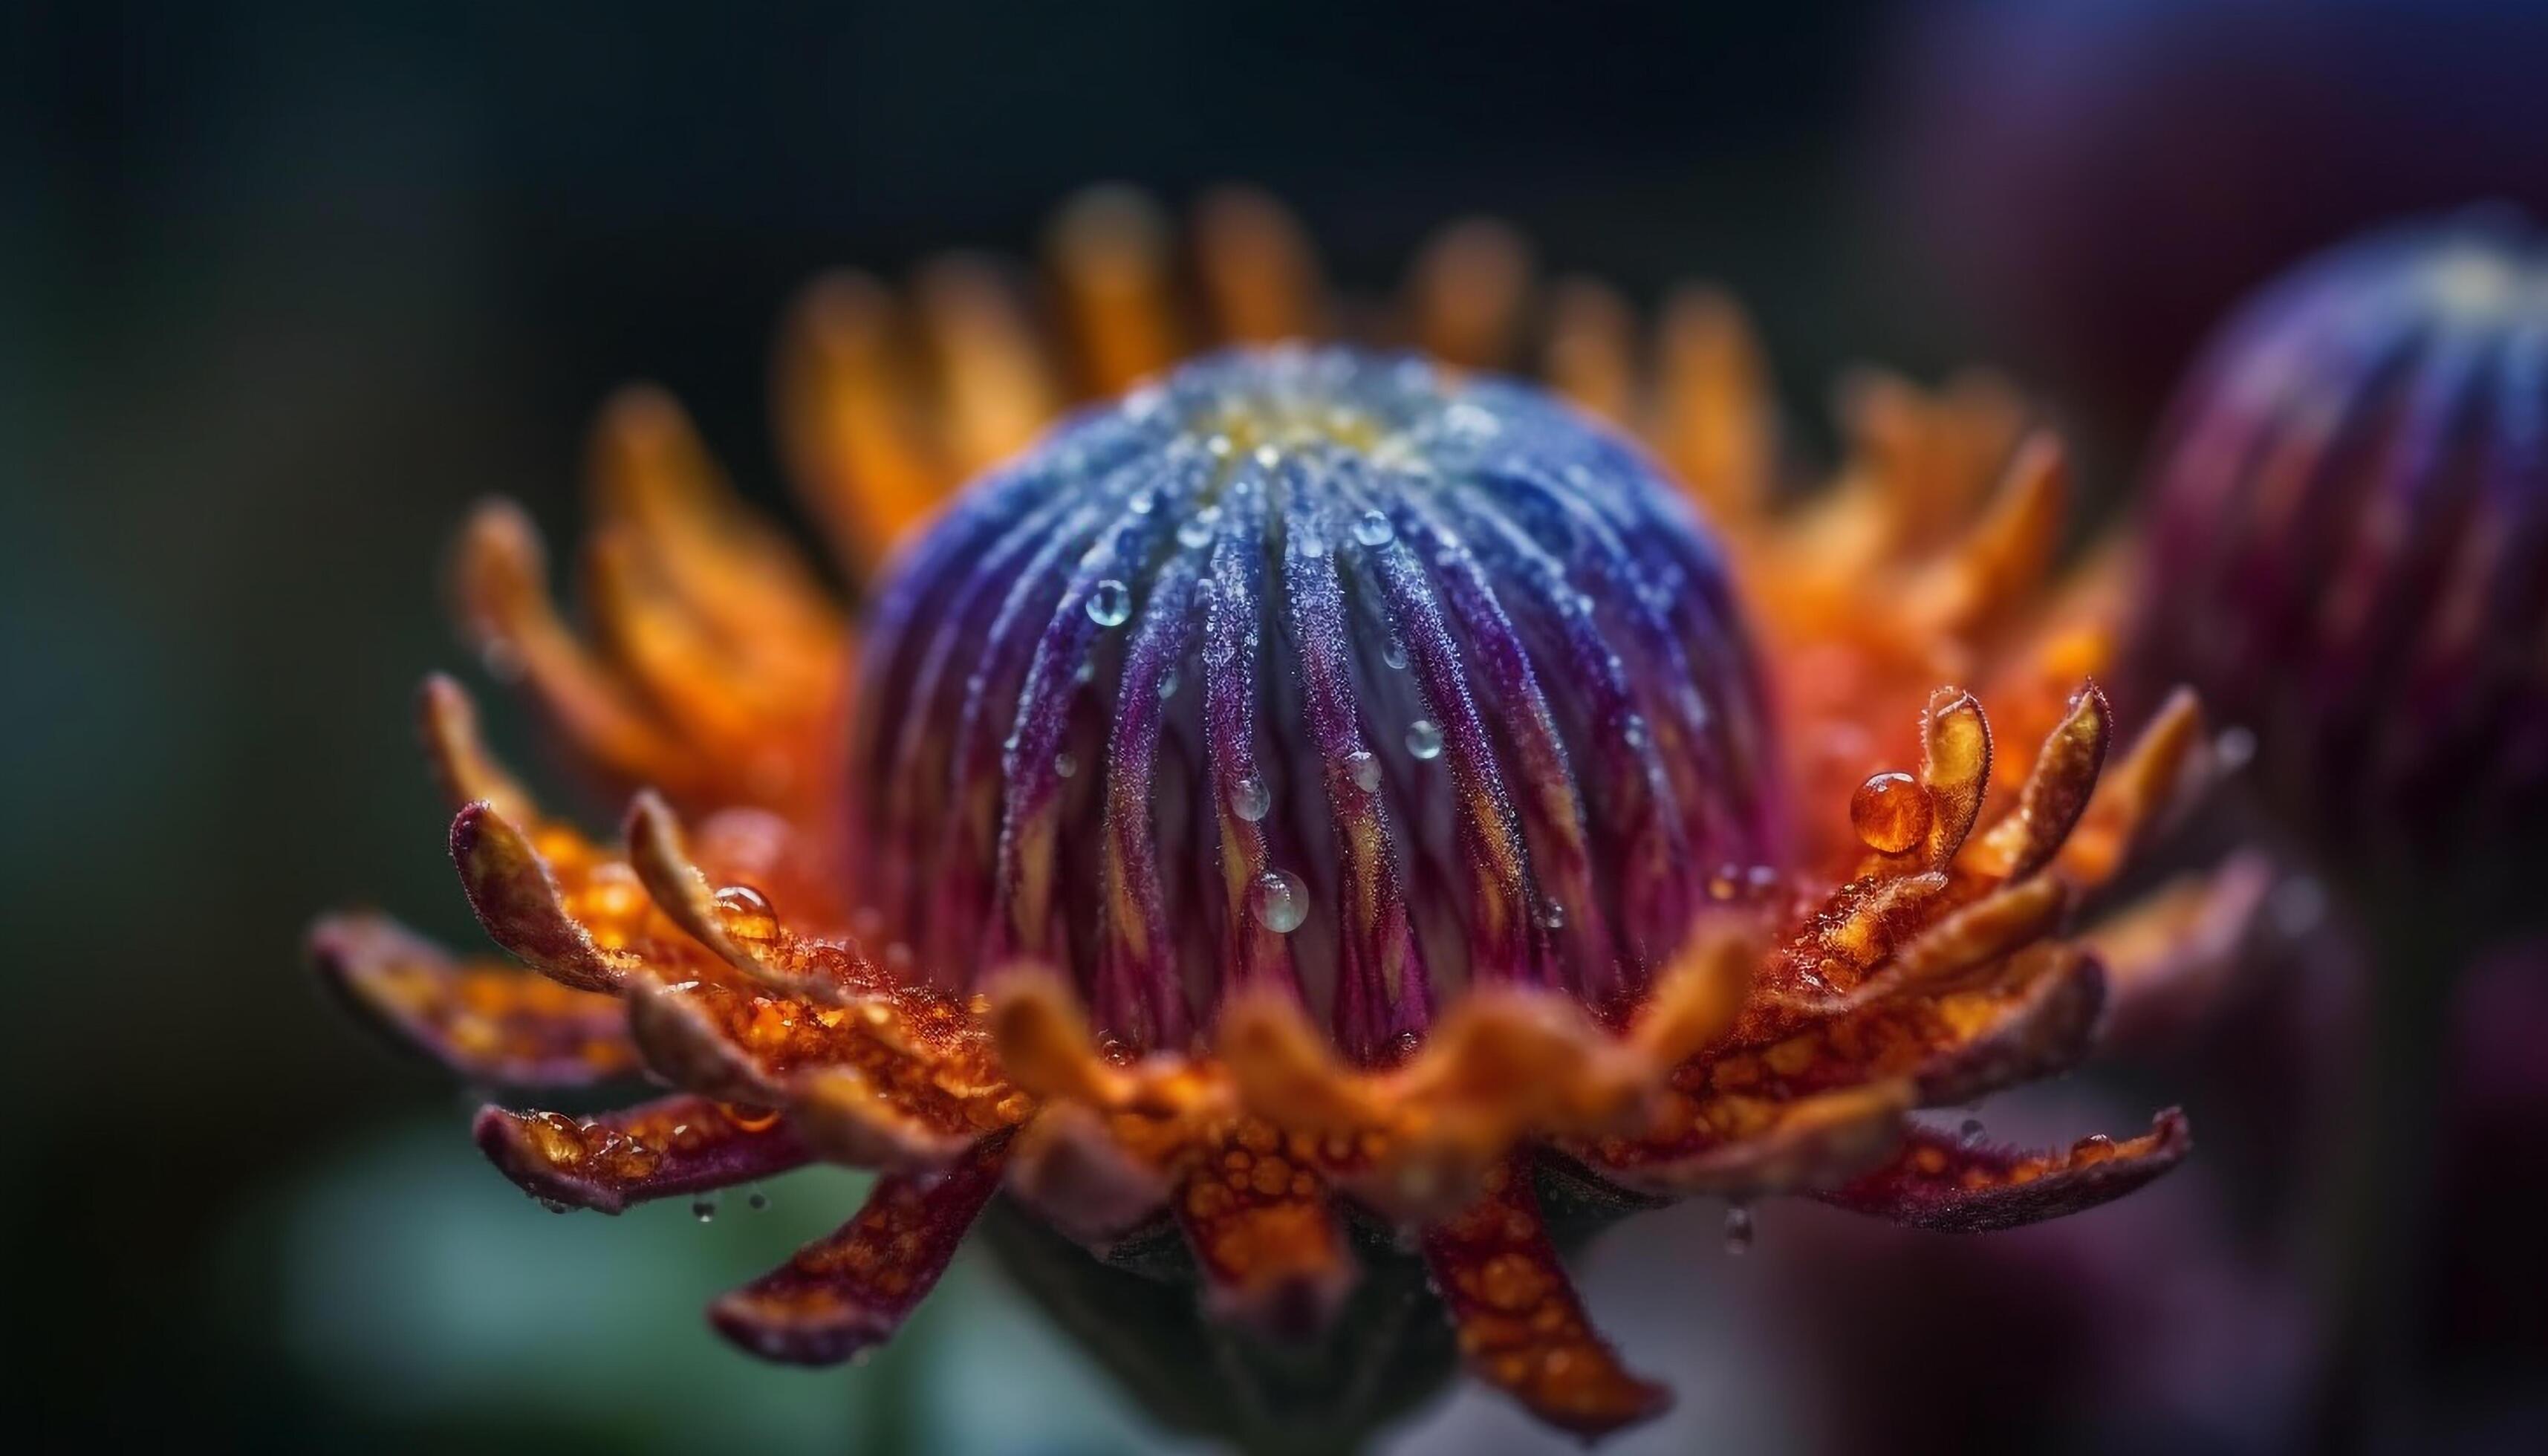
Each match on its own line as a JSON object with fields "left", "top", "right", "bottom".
{"left": 2130, "top": 212, "right": 2548, "bottom": 885}
{"left": 848, "top": 347, "right": 1781, "bottom": 1062}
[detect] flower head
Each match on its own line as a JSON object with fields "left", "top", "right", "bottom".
{"left": 313, "top": 187, "right": 2243, "bottom": 1444}
{"left": 2128, "top": 210, "right": 2548, "bottom": 904}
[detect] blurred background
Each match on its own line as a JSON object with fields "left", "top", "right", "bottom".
{"left": 7, "top": 1, "right": 2545, "bottom": 1451}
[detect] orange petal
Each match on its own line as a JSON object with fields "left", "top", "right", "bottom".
{"left": 1405, "top": 216, "right": 1532, "bottom": 369}
{"left": 775, "top": 271, "right": 952, "bottom": 579}
{"left": 1421, "top": 1158, "right": 1671, "bottom": 1439}
{"left": 1905, "top": 431, "right": 2069, "bottom": 638}
{"left": 1192, "top": 186, "right": 1327, "bottom": 345}
{"left": 417, "top": 673, "right": 538, "bottom": 823}
{"left": 473, "top": 1093, "right": 808, "bottom": 1215}
{"left": 1577, "top": 1079, "right": 1912, "bottom": 1197}
{"left": 447, "top": 499, "right": 700, "bottom": 798}
{"left": 709, "top": 1134, "right": 1009, "bottom": 1364}
{"left": 914, "top": 255, "right": 1061, "bottom": 473}
{"left": 1652, "top": 284, "right": 1773, "bottom": 524}
{"left": 1913, "top": 686, "right": 1992, "bottom": 868}
{"left": 2058, "top": 686, "right": 2210, "bottom": 886}
{"left": 1821, "top": 1108, "right": 2191, "bottom": 1232}
{"left": 1049, "top": 186, "right": 1183, "bottom": 395}
{"left": 1174, "top": 1121, "right": 1357, "bottom": 1340}
{"left": 1970, "top": 682, "right": 2112, "bottom": 880}
{"left": 1543, "top": 276, "right": 1637, "bottom": 424}
{"left": 311, "top": 912, "right": 639, "bottom": 1086}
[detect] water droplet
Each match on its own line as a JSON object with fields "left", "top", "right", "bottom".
{"left": 713, "top": 885, "right": 777, "bottom": 940}
{"left": 1298, "top": 530, "right": 1327, "bottom": 559}
{"left": 1353, "top": 510, "right": 1395, "bottom": 547}
{"left": 1723, "top": 1203, "right": 1755, "bottom": 1255}
{"left": 1053, "top": 750, "right": 1078, "bottom": 779}
{"left": 747, "top": 1188, "right": 770, "bottom": 1212}
{"left": 1086, "top": 579, "right": 1132, "bottom": 627}
{"left": 1229, "top": 774, "right": 1272, "bottom": 822}
{"left": 692, "top": 1194, "right": 720, "bottom": 1223}
{"left": 1346, "top": 750, "right": 1382, "bottom": 793}
{"left": 1177, "top": 516, "right": 1215, "bottom": 549}
{"left": 1128, "top": 491, "right": 1155, "bottom": 515}
{"left": 1250, "top": 870, "right": 1307, "bottom": 933}
{"left": 1621, "top": 715, "right": 1648, "bottom": 749}
{"left": 1538, "top": 900, "right": 1567, "bottom": 930}
{"left": 1157, "top": 669, "right": 1180, "bottom": 699}
{"left": 1391, "top": 1030, "right": 1423, "bottom": 1062}
{"left": 1405, "top": 719, "right": 1443, "bottom": 760}
{"left": 1850, "top": 771, "right": 1934, "bottom": 854}
{"left": 1252, "top": 443, "right": 1281, "bottom": 468}
{"left": 1382, "top": 640, "right": 1409, "bottom": 671}
{"left": 1072, "top": 658, "right": 1096, "bottom": 684}
{"left": 1958, "top": 1118, "right": 1985, "bottom": 1149}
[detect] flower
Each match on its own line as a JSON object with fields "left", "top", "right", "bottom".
{"left": 2126, "top": 210, "right": 2548, "bottom": 914}
{"left": 312, "top": 186, "right": 2247, "bottom": 1444}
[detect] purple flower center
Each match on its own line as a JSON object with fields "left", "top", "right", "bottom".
{"left": 847, "top": 347, "right": 1780, "bottom": 1062}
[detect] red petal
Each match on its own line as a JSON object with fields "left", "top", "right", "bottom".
{"left": 474, "top": 1093, "right": 809, "bottom": 1214}
{"left": 709, "top": 1134, "right": 1009, "bottom": 1364}
{"left": 1820, "top": 1108, "right": 2192, "bottom": 1232}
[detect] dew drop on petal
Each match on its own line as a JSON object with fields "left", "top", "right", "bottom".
{"left": 1229, "top": 774, "right": 1272, "bottom": 822}
{"left": 1053, "top": 750, "right": 1078, "bottom": 779}
{"left": 1250, "top": 870, "right": 1307, "bottom": 933}
{"left": 747, "top": 1186, "right": 770, "bottom": 1212}
{"left": 1958, "top": 1117, "right": 1985, "bottom": 1149}
{"left": 1382, "top": 640, "right": 1409, "bottom": 671}
{"left": 712, "top": 885, "right": 777, "bottom": 941}
{"left": 1850, "top": 771, "right": 1933, "bottom": 854}
{"left": 1086, "top": 579, "right": 1133, "bottom": 627}
{"left": 1177, "top": 516, "right": 1216, "bottom": 550}
{"left": 1346, "top": 750, "right": 1382, "bottom": 793}
{"left": 692, "top": 1193, "right": 720, "bottom": 1224}
{"left": 1538, "top": 900, "right": 1567, "bottom": 930}
{"left": 1405, "top": 719, "right": 1443, "bottom": 760}
{"left": 1353, "top": 510, "right": 1395, "bottom": 547}
{"left": 1157, "top": 669, "right": 1180, "bottom": 699}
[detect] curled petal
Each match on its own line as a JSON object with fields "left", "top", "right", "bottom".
{"left": 1174, "top": 1122, "right": 1357, "bottom": 1341}
{"left": 709, "top": 1134, "right": 1009, "bottom": 1365}
{"left": 622, "top": 790, "right": 871, "bottom": 998}
{"left": 1624, "top": 924, "right": 1754, "bottom": 1068}
{"left": 474, "top": 1093, "right": 808, "bottom": 1215}
{"left": 1715, "top": 946, "right": 2105, "bottom": 1109}
{"left": 1970, "top": 682, "right": 2113, "bottom": 880}
{"left": 417, "top": 674, "right": 538, "bottom": 822}
{"left": 449, "top": 802, "right": 641, "bottom": 992}
{"left": 2058, "top": 686, "right": 2211, "bottom": 887}
{"left": 1422, "top": 1158, "right": 1671, "bottom": 1439}
{"left": 1820, "top": 1108, "right": 2192, "bottom": 1232}
{"left": 1913, "top": 688, "right": 1992, "bottom": 869}
{"left": 311, "top": 912, "right": 639, "bottom": 1085}
{"left": 1863, "top": 875, "right": 2070, "bottom": 998}
{"left": 1576, "top": 1079, "right": 1913, "bottom": 1197}
{"left": 627, "top": 979, "right": 1021, "bottom": 1160}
